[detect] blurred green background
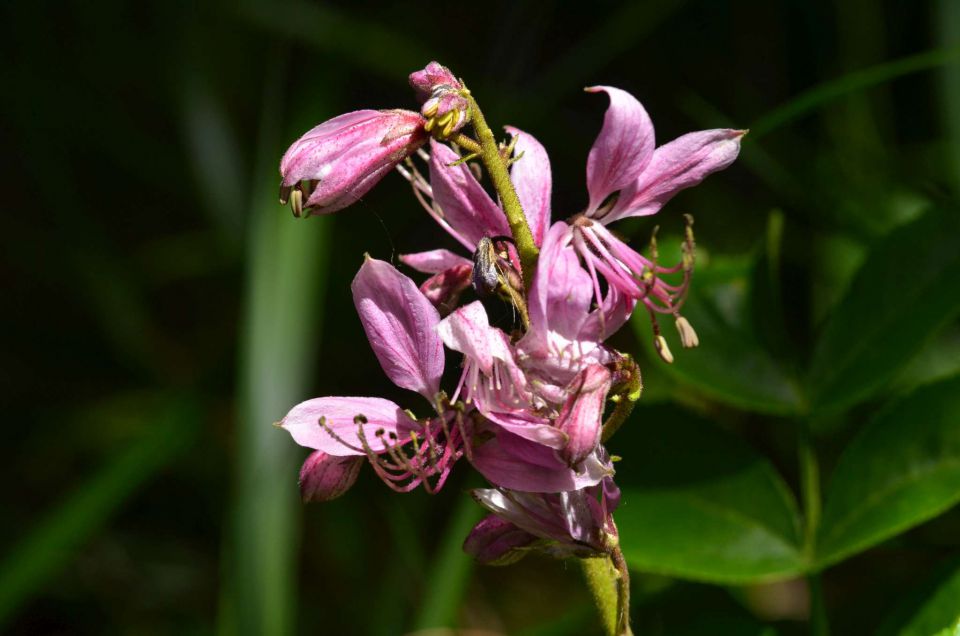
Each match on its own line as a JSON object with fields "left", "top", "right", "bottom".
{"left": 2, "top": 1, "right": 959, "bottom": 634}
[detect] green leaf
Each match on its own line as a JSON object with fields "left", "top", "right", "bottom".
{"left": 634, "top": 272, "right": 804, "bottom": 416}
{"left": 877, "top": 555, "right": 960, "bottom": 636}
{"left": 816, "top": 375, "right": 960, "bottom": 568}
{"left": 0, "top": 398, "right": 198, "bottom": 627}
{"left": 616, "top": 406, "right": 805, "bottom": 583}
{"left": 808, "top": 207, "right": 960, "bottom": 412}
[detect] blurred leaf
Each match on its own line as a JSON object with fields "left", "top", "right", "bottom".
{"left": 940, "top": 0, "right": 960, "bottom": 190}
{"left": 634, "top": 273, "right": 805, "bottom": 416}
{"left": 239, "top": 0, "right": 432, "bottom": 81}
{"left": 220, "top": 52, "right": 330, "bottom": 636}
{"left": 877, "top": 554, "right": 960, "bottom": 636}
{"left": 816, "top": 375, "right": 960, "bottom": 568}
{"left": 0, "top": 398, "right": 198, "bottom": 627}
{"left": 749, "top": 46, "right": 960, "bottom": 139}
{"left": 617, "top": 406, "right": 805, "bottom": 583}
{"left": 807, "top": 207, "right": 960, "bottom": 412}
{"left": 412, "top": 489, "right": 484, "bottom": 630}
{"left": 632, "top": 582, "right": 779, "bottom": 636}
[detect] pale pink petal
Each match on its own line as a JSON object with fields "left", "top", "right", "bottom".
{"left": 482, "top": 410, "right": 569, "bottom": 450}
{"left": 585, "top": 86, "right": 655, "bottom": 214}
{"left": 400, "top": 249, "right": 472, "bottom": 274}
{"left": 505, "top": 126, "right": 552, "bottom": 246}
{"left": 556, "top": 365, "right": 612, "bottom": 466}
{"left": 521, "top": 222, "right": 592, "bottom": 355}
{"left": 471, "top": 430, "right": 611, "bottom": 492}
{"left": 299, "top": 451, "right": 363, "bottom": 502}
{"left": 436, "top": 301, "right": 497, "bottom": 374}
{"left": 352, "top": 257, "right": 443, "bottom": 400}
{"left": 605, "top": 128, "right": 745, "bottom": 223}
{"left": 280, "top": 396, "right": 417, "bottom": 456}
{"left": 429, "top": 139, "right": 510, "bottom": 247}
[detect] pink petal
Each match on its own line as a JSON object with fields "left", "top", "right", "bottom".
{"left": 482, "top": 410, "right": 569, "bottom": 450}
{"left": 471, "top": 429, "right": 611, "bottom": 492}
{"left": 400, "top": 249, "right": 472, "bottom": 274}
{"left": 352, "top": 257, "right": 444, "bottom": 400}
{"left": 505, "top": 126, "right": 552, "bottom": 246}
{"left": 429, "top": 140, "right": 510, "bottom": 248}
{"left": 418, "top": 264, "right": 474, "bottom": 316}
{"left": 280, "top": 396, "right": 417, "bottom": 456}
{"left": 585, "top": 86, "right": 655, "bottom": 214}
{"left": 521, "top": 222, "right": 592, "bottom": 354}
{"left": 556, "top": 364, "right": 612, "bottom": 466}
{"left": 436, "top": 300, "right": 497, "bottom": 374}
{"left": 606, "top": 128, "right": 745, "bottom": 223}
{"left": 299, "top": 451, "right": 364, "bottom": 502}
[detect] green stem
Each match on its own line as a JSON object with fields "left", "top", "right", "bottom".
{"left": 580, "top": 549, "right": 633, "bottom": 636}
{"left": 462, "top": 90, "right": 539, "bottom": 289}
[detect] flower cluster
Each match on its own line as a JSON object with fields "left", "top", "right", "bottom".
{"left": 276, "top": 61, "right": 741, "bottom": 631}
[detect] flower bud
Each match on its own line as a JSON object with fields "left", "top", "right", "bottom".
{"left": 279, "top": 109, "right": 427, "bottom": 217}
{"left": 298, "top": 451, "right": 364, "bottom": 502}
{"left": 409, "top": 61, "right": 469, "bottom": 138}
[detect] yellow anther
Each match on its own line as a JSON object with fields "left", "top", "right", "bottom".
{"left": 654, "top": 335, "right": 674, "bottom": 364}
{"left": 423, "top": 117, "right": 436, "bottom": 133}
{"left": 290, "top": 189, "right": 303, "bottom": 218}
{"left": 675, "top": 315, "right": 699, "bottom": 348}
{"left": 422, "top": 101, "right": 439, "bottom": 118}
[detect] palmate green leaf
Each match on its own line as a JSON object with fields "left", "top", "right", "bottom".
{"left": 633, "top": 276, "right": 804, "bottom": 416}
{"left": 807, "top": 207, "right": 960, "bottom": 412}
{"left": 616, "top": 406, "right": 805, "bottom": 583}
{"left": 877, "top": 555, "right": 960, "bottom": 636}
{"left": 815, "top": 375, "right": 960, "bottom": 569}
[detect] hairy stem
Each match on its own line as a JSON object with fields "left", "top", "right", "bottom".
{"left": 461, "top": 89, "right": 539, "bottom": 289}
{"left": 581, "top": 549, "right": 633, "bottom": 636}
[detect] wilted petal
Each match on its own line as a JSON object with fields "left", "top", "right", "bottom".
{"left": 280, "top": 109, "right": 427, "bottom": 216}
{"left": 400, "top": 249, "right": 472, "bottom": 274}
{"left": 471, "top": 429, "right": 610, "bottom": 492}
{"left": 299, "top": 451, "right": 363, "bottom": 502}
{"left": 352, "top": 257, "right": 444, "bottom": 400}
{"left": 606, "top": 128, "right": 745, "bottom": 223}
{"left": 280, "top": 396, "right": 417, "bottom": 456}
{"left": 505, "top": 126, "right": 551, "bottom": 246}
{"left": 556, "top": 364, "right": 612, "bottom": 466}
{"left": 585, "top": 86, "right": 655, "bottom": 214}
{"left": 462, "top": 514, "right": 536, "bottom": 565}
{"left": 429, "top": 140, "right": 510, "bottom": 248}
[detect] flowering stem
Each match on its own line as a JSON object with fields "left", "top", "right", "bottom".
{"left": 580, "top": 548, "right": 633, "bottom": 636}
{"left": 461, "top": 89, "right": 539, "bottom": 289}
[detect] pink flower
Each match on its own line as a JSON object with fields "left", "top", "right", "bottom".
{"left": 279, "top": 256, "right": 465, "bottom": 495}
{"left": 571, "top": 89, "right": 743, "bottom": 321}
{"left": 279, "top": 109, "right": 427, "bottom": 217}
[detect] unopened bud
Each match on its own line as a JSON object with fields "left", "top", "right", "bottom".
{"left": 675, "top": 315, "right": 699, "bottom": 348}
{"left": 409, "top": 61, "right": 470, "bottom": 138}
{"left": 279, "top": 109, "right": 427, "bottom": 216}
{"left": 654, "top": 335, "right": 674, "bottom": 364}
